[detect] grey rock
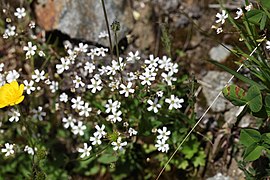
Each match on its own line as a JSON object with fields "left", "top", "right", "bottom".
{"left": 202, "top": 71, "right": 233, "bottom": 112}
{"left": 209, "top": 44, "right": 232, "bottom": 63}
{"left": 207, "top": 173, "right": 230, "bottom": 180}
{"left": 34, "top": 0, "right": 133, "bottom": 47}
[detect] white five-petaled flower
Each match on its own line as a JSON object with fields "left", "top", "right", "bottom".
{"left": 24, "top": 145, "right": 36, "bottom": 155}
{"left": 147, "top": 99, "right": 161, "bottom": 113}
{"left": 145, "top": 54, "right": 159, "bottom": 68}
{"left": 119, "top": 82, "right": 135, "bottom": 97}
{"left": 111, "top": 137, "right": 127, "bottom": 151}
{"left": 14, "top": 7, "right": 26, "bottom": 19}
{"left": 215, "top": 10, "right": 228, "bottom": 24}
{"left": 62, "top": 116, "right": 76, "bottom": 129}
{"left": 59, "top": 92, "right": 68, "bottom": 103}
{"left": 79, "top": 102, "right": 92, "bottom": 117}
{"left": 32, "top": 69, "right": 45, "bottom": 82}
{"left": 72, "top": 121, "right": 87, "bottom": 136}
{"left": 128, "top": 128, "right": 138, "bottom": 136}
{"left": 98, "top": 31, "right": 109, "bottom": 39}
{"left": 56, "top": 57, "right": 71, "bottom": 74}
{"left": 6, "top": 70, "right": 20, "bottom": 83}
{"left": 155, "top": 139, "right": 169, "bottom": 153}
{"left": 161, "top": 72, "right": 177, "bottom": 86}
{"left": 24, "top": 80, "right": 35, "bottom": 94}
{"left": 157, "top": 127, "right": 171, "bottom": 141}
{"left": 73, "top": 75, "right": 85, "bottom": 89}
{"left": 78, "top": 143, "right": 92, "bottom": 158}
{"left": 8, "top": 109, "right": 20, "bottom": 122}
{"left": 71, "top": 96, "right": 84, "bottom": 110}
{"left": 105, "top": 99, "right": 121, "bottom": 113}
{"left": 1, "top": 143, "right": 15, "bottom": 157}
{"left": 87, "top": 77, "right": 103, "bottom": 93}
{"left": 23, "top": 42, "right": 37, "bottom": 58}
{"left": 126, "top": 51, "right": 140, "bottom": 63}
{"left": 165, "top": 95, "right": 184, "bottom": 110}
{"left": 32, "top": 106, "right": 46, "bottom": 121}
{"left": 84, "top": 62, "right": 96, "bottom": 74}
{"left": 108, "top": 110, "right": 122, "bottom": 123}
{"left": 93, "top": 124, "right": 107, "bottom": 138}
{"left": 75, "top": 43, "right": 88, "bottom": 53}
{"left": 89, "top": 134, "right": 102, "bottom": 145}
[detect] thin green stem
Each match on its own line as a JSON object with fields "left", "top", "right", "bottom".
{"left": 101, "top": 0, "right": 113, "bottom": 58}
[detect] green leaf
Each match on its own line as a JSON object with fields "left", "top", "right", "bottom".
{"left": 239, "top": 129, "right": 261, "bottom": 147}
{"left": 209, "top": 60, "right": 265, "bottom": 90}
{"left": 181, "top": 141, "right": 199, "bottom": 159}
{"left": 98, "top": 154, "right": 118, "bottom": 164}
{"left": 262, "top": 133, "right": 270, "bottom": 145}
{"left": 222, "top": 85, "right": 247, "bottom": 106}
{"left": 265, "top": 95, "right": 270, "bottom": 116}
{"left": 193, "top": 151, "right": 206, "bottom": 167}
{"left": 245, "top": 86, "right": 263, "bottom": 113}
{"left": 261, "top": 0, "right": 270, "bottom": 9}
{"left": 244, "top": 144, "right": 264, "bottom": 161}
{"left": 260, "top": 14, "right": 267, "bottom": 30}
{"left": 246, "top": 10, "right": 264, "bottom": 24}
{"left": 178, "top": 160, "right": 189, "bottom": 169}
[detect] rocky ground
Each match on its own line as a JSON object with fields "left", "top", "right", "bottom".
{"left": 1, "top": 0, "right": 256, "bottom": 179}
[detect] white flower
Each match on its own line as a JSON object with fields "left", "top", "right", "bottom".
{"left": 161, "top": 72, "right": 177, "bottom": 86}
{"left": 105, "top": 99, "right": 121, "bottom": 113}
{"left": 8, "top": 109, "right": 20, "bottom": 122}
{"left": 74, "top": 43, "right": 88, "bottom": 53}
{"left": 158, "top": 56, "right": 171, "bottom": 69}
{"left": 67, "top": 49, "right": 77, "bottom": 64}
{"left": 24, "top": 80, "right": 35, "bottom": 94}
{"left": 145, "top": 54, "right": 159, "bottom": 68}
{"left": 128, "top": 128, "right": 138, "bottom": 136}
{"left": 234, "top": 8, "right": 243, "bottom": 19}
{"left": 1, "top": 143, "right": 15, "bottom": 157}
{"left": 0, "top": 63, "right": 4, "bottom": 72}
{"left": 266, "top": 41, "right": 270, "bottom": 50}
{"left": 71, "top": 96, "right": 84, "bottom": 110}
{"left": 147, "top": 99, "right": 161, "bottom": 113}
{"left": 139, "top": 71, "right": 156, "bottom": 86}
{"left": 108, "top": 110, "right": 122, "bottom": 123}
{"left": 32, "top": 106, "right": 46, "bottom": 121}
{"left": 23, "top": 42, "right": 37, "bottom": 58}
{"left": 49, "top": 81, "right": 58, "bottom": 93}
{"left": 62, "top": 116, "right": 76, "bottom": 129}
{"left": 14, "top": 7, "right": 26, "bottom": 19}
{"left": 95, "top": 47, "right": 108, "bottom": 57}
{"left": 166, "top": 63, "right": 178, "bottom": 74}
{"left": 119, "top": 82, "right": 135, "bottom": 97}
{"left": 155, "top": 139, "right": 169, "bottom": 153}
{"left": 215, "top": 10, "right": 228, "bottom": 24}
{"left": 111, "top": 137, "right": 127, "bottom": 151}
{"left": 156, "top": 91, "right": 164, "bottom": 97}
{"left": 59, "top": 92, "right": 68, "bottom": 102}
{"left": 106, "top": 60, "right": 120, "bottom": 76}
{"left": 87, "top": 77, "right": 102, "bottom": 93}
{"left": 98, "top": 31, "right": 109, "bottom": 38}
{"left": 56, "top": 57, "right": 70, "bottom": 74}
{"left": 245, "top": 3, "right": 253, "bottom": 11}
{"left": 216, "top": 27, "right": 223, "bottom": 34}
{"left": 126, "top": 51, "right": 140, "bottom": 63}
{"left": 72, "top": 121, "right": 86, "bottom": 136}
{"left": 38, "top": 51, "right": 45, "bottom": 57}
{"left": 98, "top": 66, "right": 108, "bottom": 75}
{"left": 4, "top": 25, "right": 16, "bottom": 37}
{"left": 79, "top": 102, "right": 92, "bottom": 117}
{"left": 73, "top": 75, "right": 85, "bottom": 89}
{"left": 32, "top": 69, "right": 45, "bottom": 82}
{"left": 6, "top": 70, "right": 20, "bottom": 83}
{"left": 157, "top": 127, "right": 171, "bottom": 141}
{"left": 84, "top": 62, "right": 95, "bottom": 74}
{"left": 89, "top": 134, "right": 102, "bottom": 145}
{"left": 78, "top": 143, "right": 92, "bottom": 158}
{"left": 24, "top": 145, "right": 36, "bottom": 155}
{"left": 165, "top": 95, "right": 184, "bottom": 110}
{"left": 93, "top": 124, "right": 107, "bottom": 138}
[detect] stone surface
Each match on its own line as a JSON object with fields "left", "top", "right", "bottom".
{"left": 34, "top": 0, "right": 133, "bottom": 46}
{"left": 209, "top": 44, "right": 232, "bottom": 63}
{"left": 202, "top": 71, "right": 233, "bottom": 112}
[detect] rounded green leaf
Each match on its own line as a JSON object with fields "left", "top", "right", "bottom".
{"left": 244, "top": 145, "right": 264, "bottom": 162}
{"left": 239, "top": 129, "right": 261, "bottom": 147}
{"left": 245, "top": 86, "right": 263, "bottom": 113}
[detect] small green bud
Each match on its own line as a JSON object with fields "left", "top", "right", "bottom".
{"left": 111, "top": 20, "right": 120, "bottom": 32}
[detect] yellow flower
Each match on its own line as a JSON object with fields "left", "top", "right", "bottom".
{"left": 0, "top": 81, "right": 24, "bottom": 108}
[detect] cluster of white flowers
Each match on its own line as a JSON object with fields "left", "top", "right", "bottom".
{"left": 155, "top": 127, "right": 171, "bottom": 153}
